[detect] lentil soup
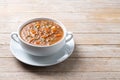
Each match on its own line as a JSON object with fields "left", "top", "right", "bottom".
{"left": 20, "top": 20, "right": 64, "bottom": 46}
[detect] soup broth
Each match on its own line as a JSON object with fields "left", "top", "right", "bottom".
{"left": 20, "top": 20, "right": 64, "bottom": 46}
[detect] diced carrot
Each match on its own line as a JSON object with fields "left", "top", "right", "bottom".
{"left": 51, "top": 26, "right": 57, "bottom": 33}
{"left": 52, "top": 29, "right": 57, "bottom": 33}
{"left": 35, "top": 41, "right": 40, "bottom": 44}
{"left": 45, "top": 28, "right": 49, "bottom": 33}
{"left": 55, "top": 34, "right": 62, "bottom": 37}
{"left": 41, "top": 35, "right": 47, "bottom": 38}
{"left": 30, "top": 29, "right": 36, "bottom": 34}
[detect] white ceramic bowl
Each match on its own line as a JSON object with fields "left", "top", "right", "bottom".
{"left": 11, "top": 18, "right": 73, "bottom": 56}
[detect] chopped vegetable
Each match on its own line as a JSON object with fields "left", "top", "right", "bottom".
{"left": 41, "top": 35, "right": 47, "bottom": 38}
{"left": 35, "top": 41, "right": 40, "bottom": 45}
{"left": 51, "top": 26, "right": 57, "bottom": 33}
{"left": 55, "top": 34, "right": 62, "bottom": 37}
{"left": 30, "top": 29, "right": 36, "bottom": 34}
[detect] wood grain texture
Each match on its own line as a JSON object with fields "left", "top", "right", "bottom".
{"left": 0, "top": 58, "right": 120, "bottom": 72}
{"left": 0, "top": 12, "right": 120, "bottom": 23}
{"left": 0, "top": 0, "right": 120, "bottom": 80}
{"left": 0, "top": 72, "right": 120, "bottom": 80}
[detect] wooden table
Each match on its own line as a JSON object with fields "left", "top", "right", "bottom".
{"left": 0, "top": 0, "right": 120, "bottom": 80}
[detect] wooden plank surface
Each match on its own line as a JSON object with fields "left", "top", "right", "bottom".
{"left": 0, "top": 0, "right": 120, "bottom": 80}
{"left": 0, "top": 12, "right": 120, "bottom": 23}
{"left": 0, "top": 58, "right": 120, "bottom": 72}
{"left": 0, "top": 72, "right": 120, "bottom": 80}
{"left": 1, "top": 44, "right": 120, "bottom": 58}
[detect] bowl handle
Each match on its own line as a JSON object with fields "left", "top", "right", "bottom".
{"left": 11, "top": 32, "right": 19, "bottom": 43}
{"left": 66, "top": 32, "right": 73, "bottom": 43}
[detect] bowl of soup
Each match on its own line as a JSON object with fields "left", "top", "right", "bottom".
{"left": 11, "top": 18, "right": 73, "bottom": 56}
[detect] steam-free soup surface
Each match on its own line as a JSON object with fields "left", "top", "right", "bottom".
{"left": 20, "top": 20, "right": 64, "bottom": 46}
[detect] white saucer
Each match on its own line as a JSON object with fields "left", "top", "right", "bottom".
{"left": 10, "top": 38, "right": 75, "bottom": 66}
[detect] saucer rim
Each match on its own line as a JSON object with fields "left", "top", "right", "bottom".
{"left": 10, "top": 38, "right": 75, "bottom": 67}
